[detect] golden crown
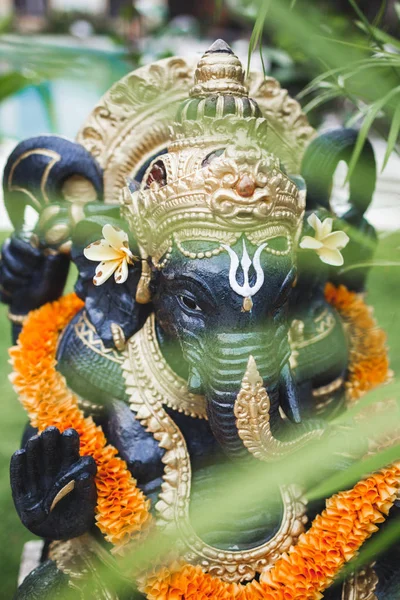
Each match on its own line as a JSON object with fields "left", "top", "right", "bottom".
{"left": 121, "top": 40, "right": 306, "bottom": 303}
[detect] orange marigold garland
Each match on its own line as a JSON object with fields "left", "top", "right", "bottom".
{"left": 9, "top": 293, "right": 151, "bottom": 547}
{"left": 142, "top": 462, "right": 400, "bottom": 600}
{"left": 325, "top": 282, "right": 391, "bottom": 402}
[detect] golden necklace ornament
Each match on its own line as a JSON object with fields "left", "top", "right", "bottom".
{"left": 122, "top": 314, "right": 309, "bottom": 584}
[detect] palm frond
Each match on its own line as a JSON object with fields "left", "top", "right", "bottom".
{"left": 346, "top": 85, "right": 400, "bottom": 181}
{"left": 247, "top": 0, "right": 271, "bottom": 75}
{"left": 383, "top": 102, "right": 400, "bottom": 170}
{"left": 0, "top": 71, "right": 37, "bottom": 103}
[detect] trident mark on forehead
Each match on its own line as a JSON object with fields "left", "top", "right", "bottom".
{"left": 221, "top": 240, "right": 267, "bottom": 312}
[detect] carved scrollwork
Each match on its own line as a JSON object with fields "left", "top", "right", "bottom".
{"left": 77, "top": 59, "right": 314, "bottom": 205}
{"left": 342, "top": 564, "right": 378, "bottom": 600}
{"left": 77, "top": 58, "right": 194, "bottom": 204}
{"left": 247, "top": 73, "right": 315, "bottom": 174}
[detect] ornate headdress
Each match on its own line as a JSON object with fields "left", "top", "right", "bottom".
{"left": 122, "top": 40, "right": 306, "bottom": 303}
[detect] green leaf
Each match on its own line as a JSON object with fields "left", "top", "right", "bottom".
{"left": 372, "top": 0, "right": 387, "bottom": 27}
{"left": 382, "top": 102, "right": 400, "bottom": 170}
{"left": 259, "top": 38, "right": 267, "bottom": 77}
{"left": 396, "top": 2, "right": 400, "bottom": 20}
{"left": 348, "top": 0, "right": 377, "bottom": 42}
{"left": 0, "top": 71, "right": 35, "bottom": 103}
{"left": 315, "top": 35, "right": 372, "bottom": 52}
{"left": 346, "top": 85, "right": 400, "bottom": 181}
{"left": 302, "top": 89, "right": 342, "bottom": 113}
{"left": 339, "top": 260, "right": 400, "bottom": 274}
{"left": 307, "top": 443, "right": 400, "bottom": 501}
{"left": 356, "top": 20, "right": 400, "bottom": 50}
{"left": 247, "top": 0, "right": 271, "bottom": 75}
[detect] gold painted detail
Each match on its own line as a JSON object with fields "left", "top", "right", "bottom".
{"left": 50, "top": 534, "right": 122, "bottom": 599}
{"left": 312, "top": 376, "right": 344, "bottom": 398}
{"left": 74, "top": 311, "right": 125, "bottom": 365}
{"left": 77, "top": 58, "right": 314, "bottom": 206}
{"left": 50, "top": 480, "right": 76, "bottom": 512}
{"left": 8, "top": 148, "right": 61, "bottom": 212}
{"left": 246, "top": 71, "right": 315, "bottom": 174}
{"left": 77, "top": 58, "right": 194, "bottom": 204}
{"left": 111, "top": 323, "right": 127, "bottom": 352}
{"left": 190, "top": 44, "right": 248, "bottom": 98}
{"left": 61, "top": 175, "right": 98, "bottom": 204}
{"left": 77, "top": 396, "right": 105, "bottom": 416}
{"left": 122, "top": 317, "right": 308, "bottom": 583}
{"left": 127, "top": 313, "right": 206, "bottom": 419}
{"left": 289, "top": 311, "right": 336, "bottom": 352}
{"left": 234, "top": 356, "right": 324, "bottom": 462}
{"left": 8, "top": 311, "right": 28, "bottom": 325}
{"left": 342, "top": 564, "right": 378, "bottom": 600}
{"left": 125, "top": 122, "right": 305, "bottom": 270}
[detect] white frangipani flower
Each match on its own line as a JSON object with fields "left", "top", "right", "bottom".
{"left": 299, "top": 213, "right": 349, "bottom": 266}
{"left": 84, "top": 224, "right": 136, "bottom": 286}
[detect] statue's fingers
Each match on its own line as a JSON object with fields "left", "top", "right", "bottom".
{"left": 60, "top": 429, "right": 80, "bottom": 470}
{"left": 2, "top": 239, "right": 41, "bottom": 277}
{"left": 41, "top": 427, "right": 61, "bottom": 479}
{"left": 25, "top": 435, "right": 42, "bottom": 495}
{"left": 10, "top": 449, "right": 27, "bottom": 498}
{"left": 7, "top": 237, "right": 43, "bottom": 267}
{"left": 0, "top": 281, "right": 12, "bottom": 305}
{"left": 0, "top": 262, "right": 28, "bottom": 290}
{"left": 75, "top": 469, "right": 97, "bottom": 507}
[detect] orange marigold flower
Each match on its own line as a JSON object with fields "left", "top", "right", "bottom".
{"left": 324, "top": 283, "right": 390, "bottom": 403}
{"left": 10, "top": 293, "right": 151, "bottom": 547}
{"left": 143, "top": 462, "right": 400, "bottom": 600}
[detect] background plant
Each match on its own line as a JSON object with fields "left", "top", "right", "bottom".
{"left": 1, "top": 1, "right": 400, "bottom": 597}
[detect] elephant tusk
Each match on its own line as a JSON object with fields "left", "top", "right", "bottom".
{"left": 234, "top": 356, "right": 324, "bottom": 462}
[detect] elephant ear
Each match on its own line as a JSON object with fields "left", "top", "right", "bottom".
{"left": 301, "top": 128, "right": 376, "bottom": 217}
{"left": 3, "top": 135, "right": 104, "bottom": 235}
{"left": 300, "top": 128, "right": 378, "bottom": 292}
{"left": 72, "top": 215, "right": 151, "bottom": 349}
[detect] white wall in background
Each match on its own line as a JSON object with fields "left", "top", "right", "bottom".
{"left": 0, "top": 0, "right": 12, "bottom": 17}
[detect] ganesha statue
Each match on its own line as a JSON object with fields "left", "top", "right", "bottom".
{"left": 2, "top": 40, "right": 398, "bottom": 599}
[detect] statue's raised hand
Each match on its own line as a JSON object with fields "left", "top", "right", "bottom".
{"left": 0, "top": 236, "right": 69, "bottom": 313}
{"left": 10, "top": 427, "right": 97, "bottom": 540}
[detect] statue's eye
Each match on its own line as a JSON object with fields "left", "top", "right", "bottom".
{"left": 179, "top": 295, "right": 202, "bottom": 312}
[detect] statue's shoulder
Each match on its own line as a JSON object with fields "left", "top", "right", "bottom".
{"left": 56, "top": 308, "right": 127, "bottom": 406}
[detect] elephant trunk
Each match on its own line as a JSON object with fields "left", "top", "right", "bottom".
{"left": 199, "top": 332, "right": 324, "bottom": 460}
{"left": 200, "top": 332, "right": 284, "bottom": 459}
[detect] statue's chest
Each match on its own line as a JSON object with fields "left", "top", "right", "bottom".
{"left": 122, "top": 315, "right": 308, "bottom": 584}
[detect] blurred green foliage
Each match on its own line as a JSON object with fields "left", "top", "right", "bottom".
{"left": 1, "top": 1, "right": 400, "bottom": 595}
{"left": 236, "top": 0, "right": 400, "bottom": 174}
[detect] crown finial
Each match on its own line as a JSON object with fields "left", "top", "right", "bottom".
{"left": 190, "top": 39, "right": 248, "bottom": 98}
{"left": 205, "top": 39, "right": 234, "bottom": 55}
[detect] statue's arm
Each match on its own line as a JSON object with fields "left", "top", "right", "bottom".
{"left": 11, "top": 401, "right": 164, "bottom": 541}
{"left": 0, "top": 237, "right": 70, "bottom": 343}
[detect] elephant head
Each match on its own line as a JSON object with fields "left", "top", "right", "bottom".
{"left": 2, "top": 41, "right": 376, "bottom": 462}
{"left": 113, "top": 41, "right": 329, "bottom": 459}
{"left": 72, "top": 42, "right": 377, "bottom": 460}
